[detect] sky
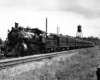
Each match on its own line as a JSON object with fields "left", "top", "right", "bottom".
{"left": 0, "top": 0, "right": 100, "bottom": 40}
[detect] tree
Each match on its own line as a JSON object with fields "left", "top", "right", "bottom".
{"left": 0, "top": 38, "right": 3, "bottom": 44}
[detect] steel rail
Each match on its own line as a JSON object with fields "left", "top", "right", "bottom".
{"left": 0, "top": 51, "right": 70, "bottom": 67}
{"left": 0, "top": 47, "right": 94, "bottom": 68}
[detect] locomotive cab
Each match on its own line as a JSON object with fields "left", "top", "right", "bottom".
{"left": 31, "top": 28, "right": 46, "bottom": 43}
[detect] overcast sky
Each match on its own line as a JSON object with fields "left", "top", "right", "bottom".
{"left": 0, "top": 0, "right": 100, "bottom": 40}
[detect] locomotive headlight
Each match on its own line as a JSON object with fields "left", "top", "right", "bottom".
{"left": 22, "top": 43, "right": 27, "bottom": 51}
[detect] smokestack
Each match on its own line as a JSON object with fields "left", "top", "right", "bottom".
{"left": 46, "top": 17, "right": 47, "bottom": 38}
{"left": 15, "top": 22, "right": 18, "bottom": 28}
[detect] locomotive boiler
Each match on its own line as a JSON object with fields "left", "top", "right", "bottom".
{"left": 4, "top": 23, "right": 47, "bottom": 57}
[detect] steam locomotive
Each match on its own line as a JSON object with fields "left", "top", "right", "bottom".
{"left": 2, "top": 23, "right": 94, "bottom": 57}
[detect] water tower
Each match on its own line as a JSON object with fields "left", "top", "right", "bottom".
{"left": 76, "top": 25, "right": 83, "bottom": 38}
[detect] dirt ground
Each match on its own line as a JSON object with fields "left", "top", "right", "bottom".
{"left": 0, "top": 46, "right": 99, "bottom": 80}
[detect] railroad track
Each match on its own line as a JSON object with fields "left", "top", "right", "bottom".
{"left": 0, "top": 50, "right": 75, "bottom": 68}
{"left": 0, "top": 47, "right": 95, "bottom": 69}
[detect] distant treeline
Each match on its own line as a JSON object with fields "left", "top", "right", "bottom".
{"left": 0, "top": 38, "right": 5, "bottom": 46}
{"left": 75, "top": 36, "right": 100, "bottom": 45}
{"left": 0, "top": 38, "right": 3, "bottom": 44}
{"left": 83, "top": 36, "right": 100, "bottom": 45}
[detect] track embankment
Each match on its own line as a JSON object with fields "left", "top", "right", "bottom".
{"left": 0, "top": 50, "right": 78, "bottom": 68}
{"left": 0, "top": 47, "right": 99, "bottom": 80}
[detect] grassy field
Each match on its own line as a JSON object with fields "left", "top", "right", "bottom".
{"left": 0, "top": 46, "right": 100, "bottom": 80}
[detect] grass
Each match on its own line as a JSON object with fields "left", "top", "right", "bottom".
{"left": 0, "top": 46, "right": 99, "bottom": 80}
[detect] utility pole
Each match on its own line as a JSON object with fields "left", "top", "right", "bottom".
{"left": 59, "top": 27, "right": 60, "bottom": 34}
{"left": 57, "top": 27, "right": 60, "bottom": 34}
{"left": 46, "top": 17, "right": 47, "bottom": 38}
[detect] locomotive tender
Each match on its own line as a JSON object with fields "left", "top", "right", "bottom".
{"left": 3, "top": 23, "right": 94, "bottom": 57}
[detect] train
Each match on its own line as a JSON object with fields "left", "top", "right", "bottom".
{"left": 1, "top": 23, "right": 95, "bottom": 57}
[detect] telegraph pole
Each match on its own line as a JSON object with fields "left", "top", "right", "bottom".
{"left": 46, "top": 17, "right": 47, "bottom": 38}
{"left": 57, "top": 27, "right": 60, "bottom": 34}
{"left": 59, "top": 27, "right": 60, "bottom": 34}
